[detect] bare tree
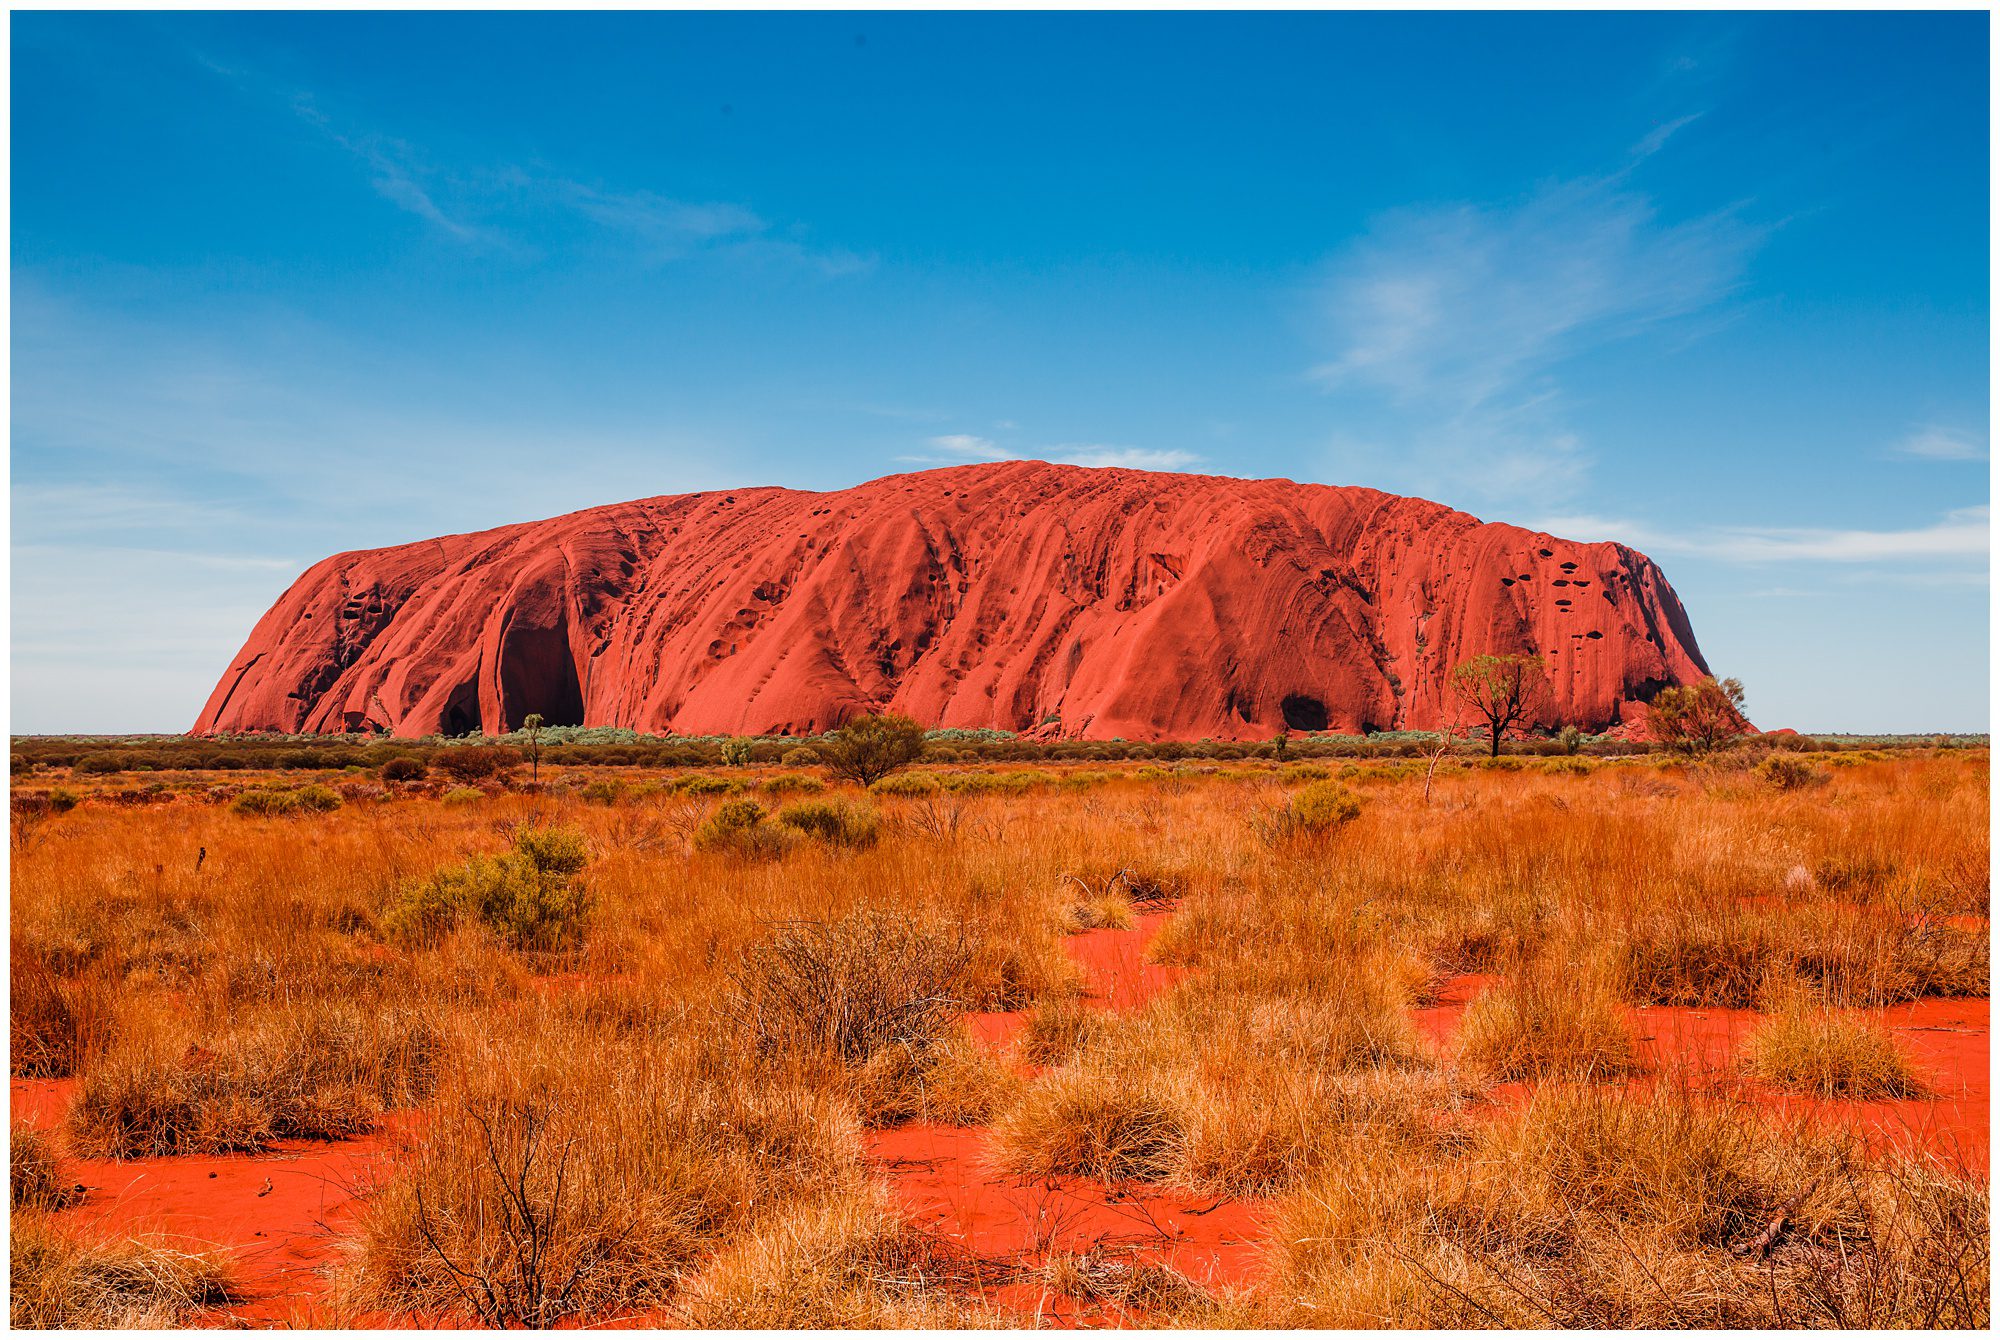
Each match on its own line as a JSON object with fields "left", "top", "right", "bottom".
{"left": 1422, "top": 712, "right": 1473, "bottom": 804}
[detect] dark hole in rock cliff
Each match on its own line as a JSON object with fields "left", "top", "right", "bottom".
{"left": 1281, "top": 694, "right": 1330, "bottom": 732}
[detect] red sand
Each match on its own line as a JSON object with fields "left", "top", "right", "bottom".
{"left": 867, "top": 911, "right": 1265, "bottom": 1324}
{"left": 193, "top": 460, "right": 1714, "bottom": 740}
{"left": 1415, "top": 976, "right": 1990, "bottom": 1173}
{"left": 9, "top": 1078, "right": 413, "bottom": 1326}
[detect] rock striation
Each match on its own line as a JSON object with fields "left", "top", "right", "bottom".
{"left": 195, "top": 461, "right": 1718, "bottom": 740}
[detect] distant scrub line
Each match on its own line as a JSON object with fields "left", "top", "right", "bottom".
{"left": 12, "top": 726, "right": 1983, "bottom": 780}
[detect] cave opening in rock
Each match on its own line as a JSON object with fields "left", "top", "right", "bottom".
{"left": 1281, "top": 694, "right": 1331, "bottom": 732}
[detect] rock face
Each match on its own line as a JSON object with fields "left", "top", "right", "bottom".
{"left": 195, "top": 461, "right": 1717, "bottom": 741}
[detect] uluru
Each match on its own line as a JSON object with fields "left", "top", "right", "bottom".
{"left": 194, "top": 461, "right": 1716, "bottom": 741}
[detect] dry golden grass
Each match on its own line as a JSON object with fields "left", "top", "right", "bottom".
{"left": 674, "top": 1186, "right": 998, "bottom": 1327}
{"left": 1270, "top": 1084, "right": 1987, "bottom": 1327}
{"left": 11, "top": 1126, "right": 72, "bottom": 1211}
{"left": 8, "top": 749, "right": 1990, "bottom": 1326}
{"left": 1457, "top": 972, "right": 1639, "bottom": 1082}
{"left": 1743, "top": 1005, "right": 1927, "bottom": 1099}
{"left": 9, "top": 1213, "right": 237, "bottom": 1328}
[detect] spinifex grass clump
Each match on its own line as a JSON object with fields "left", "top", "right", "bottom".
{"left": 9, "top": 1214, "right": 237, "bottom": 1329}
{"left": 993, "top": 971, "right": 1437, "bottom": 1196}
{"left": 68, "top": 1002, "right": 444, "bottom": 1157}
{"left": 385, "top": 825, "right": 593, "bottom": 951}
{"left": 1456, "top": 970, "right": 1638, "bottom": 1082}
{"left": 729, "top": 908, "right": 1013, "bottom": 1125}
{"left": 1270, "top": 1083, "right": 1988, "bottom": 1327}
{"left": 1743, "top": 1004, "right": 1926, "bottom": 1098}
{"left": 10, "top": 946, "right": 113, "bottom": 1078}
{"left": 347, "top": 1030, "right": 857, "bottom": 1326}
{"left": 675, "top": 1186, "right": 996, "bottom": 1327}
{"left": 11, "top": 1127, "right": 72, "bottom": 1211}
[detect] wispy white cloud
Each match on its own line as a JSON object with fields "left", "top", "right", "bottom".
{"left": 906, "top": 434, "right": 1201, "bottom": 473}
{"left": 1532, "top": 506, "right": 1991, "bottom": 564}
{"left": 1631, "top": 112, "right": 1704, "bottom": 160}
{"left": 925, "top": 433, "right": 1014, "bottom": 461}
{"left": 1047, "top": 445, "right": 1202, "bottom": 471}
{"left": 204, "top": 57, "right": 863, "bottom": 275}
{"left": 1311, "top": 170, "right": 1763, "bottom": 506}
{"left": 1312, "top": 176, "right": 1759, "bottom": 408}
{"left": 1893, "top": 423, "right": 1987, "bottom": 462}
{"left": 292, "top": 96, "right": 502, "bottom": 247}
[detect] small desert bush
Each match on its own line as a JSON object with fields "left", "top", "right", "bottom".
{"left": 69, "top": 1003, "right": 445, "bottom": 1156}
{"left": 1059, "top": 877, "right": 1134, "bottom": 933}
{"left": 1757, "top": 755, "right": 1827, "bottom": 792}
{"left": 1260, "top": 780, "right": 1362, "bottom": 845}
{"left": 774, "top": 797, "right": 880, "bottom": 848}
{"left": 995, "top": 980, "right": 1432, "bottom": 1194}
{"left": 730, "top": 909, "right": 969, "bottom": 1067}
{"left": 989, "top": 1063, "right": 1181, "bottom": 1183}
{"left": 1613, "top": 911, "right": 1772, "bottom": 1008}
{"left": 10, "top": 1214, "right": 236, "bottom": 1328}
{"left": 295, "top": 783, "right": 343, "bottom": 812}
{"left": 230, "top": 788, "right": 301, "bottom": 817}
{"left": 1042, "top": 1249, "right": 1210, "bottom": 1317}
{"left": 1743, "top": 1005, "right": 1925, "bottom": 1098}
{"left": 869, "top": 770, "right": 944, "bottom": 797}
{"left": 579, "top": 777, "right": 625, "bottom": 806}
{"left": 384, "top": 826, "right": 594, "bottom": 951}
{"left": 379, "top": 756, "right": 426, "bottom": 781}
{"left": 845, "top": 1027, "right": 1017, "bottom": 1127}
{"left": 1457, "top": 973, "right": 1637, "bottom": 1082}
{"left": 763, "top": 772, "right": 826, "bottom": 795}
{"left": 442, "top": 786, "right": 483, "bottom": 805}
{"left": 778, "top": 746, "right": 821, "bottom": 767}
{"left": 693, "top": 798, "right": 794, "bottom": 859}
{"left": 677, "top": 773, "right": 741, "bottom": 796}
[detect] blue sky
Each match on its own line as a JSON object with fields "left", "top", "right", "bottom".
{"left": 10, "top": 10, "right": 1990, "bottom": 733}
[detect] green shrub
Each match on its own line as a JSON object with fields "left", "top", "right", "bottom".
{"left": 294, "top": 784, "right": 343, "bottom": 812}
{"left": 822, "top": 714, "right": 927, "bottom": 787}
{"left": 1287, "top": 781, "right": 1362, "bottom": 834}
{"left": 580, "top": 778, "right": 626, "bottom": 806}
{"left": 380, "top": 757, "right": 426, "bottom": 782}
{"left": 230, "top": 789, "right": 301, "bottom": 817}
{"left": 780, "top": 746, "right": 821, "bottom": 767}
{"left": 72, "top": 754, "right": 124, "bottom": 776}
{"left": 869, "top": 771, "right": 943, "bottom": 797}
{"left": 763, "top": 773, "right": 826, "bottom": 796}
{"left": 384, "top": 827, "right": 594, "bottom": 951}
{"left": 694, "top": 799, "right": 793, "bottom": 860}
{"left": 442, "top": 787, "right": 483, "bottom": 805}
{"left": 776, "top": 798, "right": 881, "bottom": 849}
{"left": 720, "top": 738, "right": 754, "bottom": 767}
{"left": 46, "top": 789, "right": 79, "bottom": 815}
{"left": 678, "top": 774, "right": 740, "bottom": 796}
{"left": 1279, "top": 762, "right": 1331, "bottom": 783}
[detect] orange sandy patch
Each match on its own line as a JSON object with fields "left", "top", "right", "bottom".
{"left": 10, "top": 1078, "right": 416, "bottom": 1326}
{"left": 1412, "top": 976, "right": 1989, "bottom": 1172}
